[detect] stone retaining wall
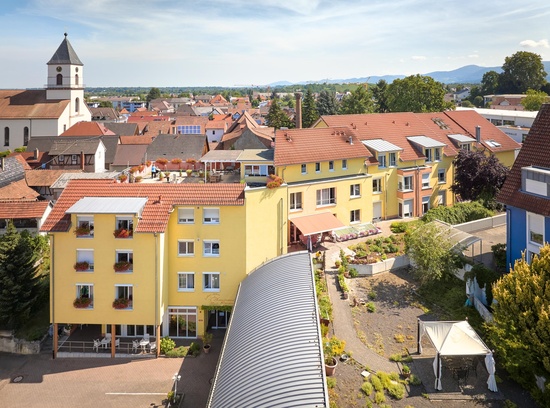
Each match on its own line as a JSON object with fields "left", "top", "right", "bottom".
{"left": 352, "top": 255, "right": 410, "bottom": 276}
{"left": 0, "top": 330, "right": 42, "bottom": 354}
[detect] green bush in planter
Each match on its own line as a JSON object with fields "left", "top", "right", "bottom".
{"left": 189, "top": 341, "right": 201, "bottom": 356}
{"left": 160, "top": 336, "right": 175, "bottom": 354}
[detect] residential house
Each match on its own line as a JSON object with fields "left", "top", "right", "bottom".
{"left": 218, "top": 111, "right": 274, "bottom": 150}
{"left": 90, "top": 107, "right": 124, "bottom": 122}
{"left": 42, "top": 179, "right": 286, "bottom": 355}
{"left": 145, "top": 134, "right": 208, "bottom": 171}
{"left": 25, "top": 169, "right": 82, "bottom": 201}
{"left": 0, "top": 200, "right": 53, "bottom": 235}
{"left": 110, "top": 145, "right": 148, "bottom": 172}
{"left": 172, "top": 117, "right": 209, "bottom": 135}
{"left": 0, "top": 34, "right": 91, "bottom": 151}
{"left": 48, "top": 138, "right": 106, "bottom": 173}
{"left": 498, "top": 103, "right": 550, "bottom": 267}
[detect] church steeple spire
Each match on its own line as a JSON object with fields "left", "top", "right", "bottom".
{"left": 47, "top": 33, "right": 83, "bottom": 66}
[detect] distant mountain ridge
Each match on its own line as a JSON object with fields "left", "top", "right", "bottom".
{"left": 270, "top": 62, "right": 550, "bottom": 86}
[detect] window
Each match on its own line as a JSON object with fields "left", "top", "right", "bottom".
{"left": 244, "top": 164, "right": 268, "bottom": 177}
{"left": 350, "top": 184, "right": 360, "bottom": 198}
{"left": 434, "top": 148, "right": 441, "bottom": 161}
{"left": 76, "top": 216, "right": 94, "bottom": 237}
{"left": 422, "top": 173, "right": 430, "bottom": 189}
{"left": 316, "top": 187, "right": 336, "bottom": 206}
{"left": 76, "top": 249, "right": 94, "bottom": 271}
{"left": 528, "top": 213, "right": 544, "bottom": 246}
{"left": 56, "top": 73, "right": 62, "bottom": 85}
{"left": 76, "top": 284, "right": 93, "bottom": 308}
{"left": 398, "top": 176, "right": 413, "bottom": 191}
{"left": 437, "top": 169, "right": 446, "bottom": 184}
{"left": 373, "top": 179, "right": 382, "bottom": 193}
{"left": 329, "top": 161, "right": 334, "bottom": 171}
{"left": 422, "top": 196, "right": 430, "bottom": 214}
{"left": 378, "top": 154, "right": 386, "bottom": 168}
{"left": 203, "top": 272, "right": 220, "bottom": 291}
{"left": 23, "top": 127, "right": 29, "bottom": 146}
{"left": 460, "top": 143, "right": 471, "bottom": 151}
{"left": 290, "top": 192, "right": 302, "bottom": 210}
{"left": 115, "top": 217, "right": 133, "bottom": 236}
{"left": 425, "top": 149, "right": 433, "bottom": 162}
{"left": 437, "top": 191, "right": 446, "bottom": 206}
{"left": 315, "top": 162, "right": 321, "bottom": 172}
{"left": 178, "top": 208, "right": 194, "bottom": 224}
{"left": 301, "top": 164, "right": 307, "bottom": 174}
{"left": 203, "top": 240, "right": 220, "bottom": 256}
{"left": 115, "top": 251, "right": 133, "bottom": 272}
{"left": 178, "top": 272, "right": 195, "bottom": 291}
{"left": 342, "top": 159, "right": 347, "bottom": 170}
{"left": 203, "top": 208, "right": 220, "bottom": 224}
{"left": 71, "top": 154, "right": 78, "bottom": 165}
{"left": 350, "top": 209, "right": 360, "bottom": 223}
{"left": 178, "top": 240, "right": 195, "bottom": 256}
{"left": 4, "top": 127, "right": 9, "bottom": 146}
{"left": 389, "top": 152, "right": 397, "bottom": 167}
{"left": 115, "top": 285, "right": 133, "bottom": 309}
{"left": 58, "top": 154, "right": 65, "bottom": 162}
{"left": 75, "top": 73, "right": 79, "bottom": 86}
{"left": 75, "top": 97, "right": 80, "bottom": 114}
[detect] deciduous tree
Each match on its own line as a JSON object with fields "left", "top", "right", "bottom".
{"left": 386, "top": 74, "right": 452, "bottom": 112}
{"left": 339, "top": 84, "right": 373, "bottom": 114}
{"left": 146, "top": 87, "right": 161, "bottom": 103}
{"left": 498, "top": 51, "right": 548, "bottom": 94}
{"left": 487, "top": 244, "right": 550, "bottom": 405}
{"left": 522, "top": 89, "right": 549, "bottom": 111}
{"left": 481, "top": 70, "right": 500, "bottom": 96}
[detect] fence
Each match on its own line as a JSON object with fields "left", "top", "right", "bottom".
{"left": 454, "top": 213, "right": 506, "bottom": 233}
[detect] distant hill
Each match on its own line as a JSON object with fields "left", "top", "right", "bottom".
{"left": 270, "top": 61, "right": 550, "bottom": 86}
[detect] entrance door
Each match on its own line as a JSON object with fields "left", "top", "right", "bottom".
{"left": 166, "top": 307, "right": 197, "bottom": 338}
{"left": 208, "top": 310, "right": 231, "bottom": 329}
{"left": 373, "top": 202, "right": 382, "bottom": 221}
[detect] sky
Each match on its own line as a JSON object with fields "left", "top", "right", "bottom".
{"left": 1, "top": 0, "right": 550, "bottom": 88}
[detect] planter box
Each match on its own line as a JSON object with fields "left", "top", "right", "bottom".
{"left": 352, "top": 255, "right": 410, "bottom": 276}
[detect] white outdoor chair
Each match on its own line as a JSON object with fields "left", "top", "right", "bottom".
{"left": 143, "top": 333, "right": 150, "bottom": 342}
{"left": 149, "top": 342, "right": 157, "bottom": 354}
{"left": 132, "top": 339, "right": 140, "bottom": 353}
{"left": 115, "top": 338, "right": 120, "bottom": 348}
{"left": 105, "top": 333, "right": 112, "bottom": 341}
{"left": 93, "top": 339, "right": 100, "bottom": 353}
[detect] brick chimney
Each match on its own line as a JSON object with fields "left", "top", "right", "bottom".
{"left": 80, "top": 151, "right": 85, "bottom": 171}
{"left": 294, "top": 92, "right": 303, "bottom": 129}
{"left": 34, "top": 148, "right": 39, "bottom": 160}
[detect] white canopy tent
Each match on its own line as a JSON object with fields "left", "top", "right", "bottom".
{"left": 417, "top": 320, "right": 497, "bottom": 392}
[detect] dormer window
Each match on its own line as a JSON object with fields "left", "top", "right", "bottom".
{"left": 378, "top": 154, "right": 386, "bottom": 168}
{"left": 522, "top": 166, "right": 550, "bottom": 197}
{"left": 460, "top": 143, "right": 471, "bottom": 151}
{"left": 434, "top": 148, "right": 441, "bottom": 161}
{"left": 425, "top": 149, "right": 433, "bottom": 163}
{"left": 389, "top": 152, "right": 397, "bottom": 167}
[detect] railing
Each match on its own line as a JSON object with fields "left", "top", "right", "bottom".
{"left": 57, "top": 340, "right": 152, "bottom": 356}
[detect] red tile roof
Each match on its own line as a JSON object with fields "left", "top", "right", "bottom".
{"left": 119, "top": 135, "right": 155, "bottom": 145}
{"left": 0, "top": 179, "right": 40, "bottom": 200}
{"left": 0, "top": 200, "right": 50, "bottom": 218}
{"left": 274, "top": 127, "right": 372, "bottom": 166}
{"left": 41, "top": 179, "right": 245, "bottom": 233}
{"left": 0, "top": 90, "right": 69, "bottom": 119}
{"left": 60, "top": 121, "right": 116, "bottom": 136}
{"left": 25, "top": 169, "right": 81, "bottom": 186}
{"left": 498, "top": 103, "right": 550, "bottom": 216}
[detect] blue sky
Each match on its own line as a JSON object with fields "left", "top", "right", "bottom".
{"left": 2, "top": 0, "right": 550, "bottom": 88}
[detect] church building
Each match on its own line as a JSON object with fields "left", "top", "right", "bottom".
{"left": 0, "top": 34, "right": 91, "bottom": 152}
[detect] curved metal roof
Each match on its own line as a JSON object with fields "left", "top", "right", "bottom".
{"left": 207, "top": 252, "right": 328, "bottom": 408}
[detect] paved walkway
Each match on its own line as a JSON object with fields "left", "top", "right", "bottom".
{"left": 322, "top": 219, "right": 400, "bottom": 374}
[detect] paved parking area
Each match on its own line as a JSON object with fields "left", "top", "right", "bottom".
{"left": 0, "top": 332, "right": 223, "bottom": 408}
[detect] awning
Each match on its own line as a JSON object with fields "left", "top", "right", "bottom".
{"left": 290, "top": 212, "right": 345, "bottom": 236}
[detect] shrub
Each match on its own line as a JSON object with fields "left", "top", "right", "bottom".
{"left": 386, "top": 382, "right": 405, "bottom": 400}
{"left": 377, "top": 371, "right": 392, "bottom": 389}
{"left": 348, "top": 267, "right": 358, "bottom": 278}
{"left": 370, "top": 375, "right": 383, "bottom": 392}
{"left": 374, "top": 391, "right": 386, "bottom": 404}
{"left": 394, "top": 334, "right": 405, "bottom": 343}
{"left": 324, "top": 336, "right": 346, "bottom": 358}
{"left": 165, "top": 346, "right": 188, "bottom": 358}
{"left": 326, "top": 377, "right": 337, "bottom": 389}
{"left": 361, "top": 381, "right": 373, "bottom": 396}
{"left": 368, "top": 291, "right": 377, "bottom": 300}
{"left": 160, "top": 336, "right": 175, "bottom": 354}
{"left": 366, "top": 302, "right": 376, "bottom": 313}
{"left": 189, "top": 341, "right": 201, "bottom": 356}
{"left": 422, "top": 201, "right": 493, "bottom": 224}
{"left": 409, "top": 374, "right": 422, "bottom": 386}
{"left": 389, "top": 353, "right": 402, "bottom": 362}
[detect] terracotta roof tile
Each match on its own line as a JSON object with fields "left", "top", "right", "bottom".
{"left": 119, "top": 135, "right": 154, "bottom": 145}
{"left": 60, "top": 121, "right": 116, "bottom": 136}
{"left": 0, "top": 90, "right": 69, "bottom": 119}
{"left": 25, "top": 169, "right": 81, "bottom": 186}
{"left": 0, "top": 179, "right": 40, "bottom": 200}
{"left": 41, "top": 180, "right": 245, "bottom": 233}
{"left": 0, "top": 200, "right": 50, "bottom": 218}
{"left": 498, "top": 103, "right": 550, "bottom": 216}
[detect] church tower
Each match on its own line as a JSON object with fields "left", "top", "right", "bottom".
{"left": 46, "top": 33, "right": 87, "bottom": 125}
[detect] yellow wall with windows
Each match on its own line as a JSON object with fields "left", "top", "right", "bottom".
{"left": 50, "top": 213, "right": 159, "bottom": 327}
{"left": 279, "top": 157, "right": 367, "bottom": 184}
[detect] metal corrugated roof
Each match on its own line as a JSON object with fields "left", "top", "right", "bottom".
{"left": 407, "top": 135, "right": 447, "bottom": 148}
{"left": 207, "top": 252, "right": 328, "bottom": 408}
{"left": 362, "top": 139, "right": 403, "bottom": 152}
{"left": 66, "top": 197, "right": 147, "bottom": 214}
{"left": 447, "top": 134, "right": 476, "bottom": 143}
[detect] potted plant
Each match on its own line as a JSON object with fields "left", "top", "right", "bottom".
{"left": 112, "top": 298, "right": 130, "bottom": 309}
{"left": 324, "top": 336, "right": 346, "bottom": 376}
{"left": 202, "top": 331, "right": 213, "bottom": 354}
{"left": 74, "top": 226, "right": 91, "bottom": 236}
{"left": 74, "top": 261, "right": 90, "bottom": 271}
{"left": 134, "top": 176, "right": 143, "bottom": 183}
{"left": 73, "top": 296, "right": 92, "bottom": 308}
{"left": 118, "top": 174, "right": 127, "bottom": 182}
{"left": 113, "top": 228, "right": 132, "bottom": 238}
{"left": 186, "top": 169, "right": 192, "bottom": 177}
{"left": 402, "top": 364, "right": 411, "bottom": 378}
{"left": 114, "top": 261, "right": 132, "bottom": 272}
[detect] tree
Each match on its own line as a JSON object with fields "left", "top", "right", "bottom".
{"left": 98, "top": 101, "right": 113, "bottom": 108}
{"left": 0, "top": 222, "right": 49, "bottom": 330}
{"left": 451, "top": 150, "right": 509, "bottom": 205}
{"left": 266, "top": 99, "right": 293, "bottom": 129}
{"left": 386, "top": 74, "right": 452, "bottom": 112}
{"left": 522, "top": 89, "right": 549, "bottom": 111}
{"left": 301, "top": 89, "right": 319, "bottom": 128}
{"left": 317, "top": 90, "right": 339, "bottom": 116}
{"left": 339, "top": 84, "right": 373, "bottom": 114}
{"left": 146, "top": 87, "right": 161, "bottom": 103}
{"left": 372, "top": 79, "right": 390, "bottom": 113}
{"left": 487, "top": 244, "right": 550, "bottom": 405}
{"left": 480, "top": 70, "right": 500, "bottom": 96}
{"left": 498, "top": 51, "right": 548, "bottom": 94}
{"left": 405, "top": 222, "right": 461, "bottom": 285}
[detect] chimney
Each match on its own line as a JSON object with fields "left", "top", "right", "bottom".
{"left": 34, "top": 148, "right": 39, "bottom": 160}
{"left": 80, "top": 151, "right": 85, "bottom": 171}
{"left": 349, "top": 136, "right": 353, "bottom": 145}
{"left": 294, "top": 92, "right": 303, "bottom": 129}
{"left": 475, "top": 126, "right": 481, "bottom": 142}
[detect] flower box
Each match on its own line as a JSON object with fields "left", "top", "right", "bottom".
{"left": 74, "top": 261, "right": 90, "bottom": 271}
{"left": 74, "top": 226, "right": 91, "bottom": 237}
{"left": 73, "top": 297, "right": 92, "bottom": 308}
{"left": 113, "top": 261, "right": 132, "bottom": 272}
{"left": 112, "top": 298, "right": 131, "bottom": 309}
{"left": 113, "top": 228, "right": 132, "bottom": 238}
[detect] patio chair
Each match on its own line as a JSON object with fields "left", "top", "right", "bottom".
{"left": 93, "top": 339, "right": 100, "bottom": 353}
{"left": 132, "top": 339, "right": 140, "bottom": 353}
{"left": 149, "top": 342, "right": 157, "bottom": 354}
{"left": 115, "top": 338, "right": 120, "bottom": 348}
{"left": 143, "top": 333, "right": 150, "bottom": 342}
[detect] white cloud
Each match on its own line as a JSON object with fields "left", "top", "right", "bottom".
{"left": 411, "top": 56, "right": 427, "bottom": 61}
{"left": 520, "top": 39, "right": 549, "bottom": 49}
